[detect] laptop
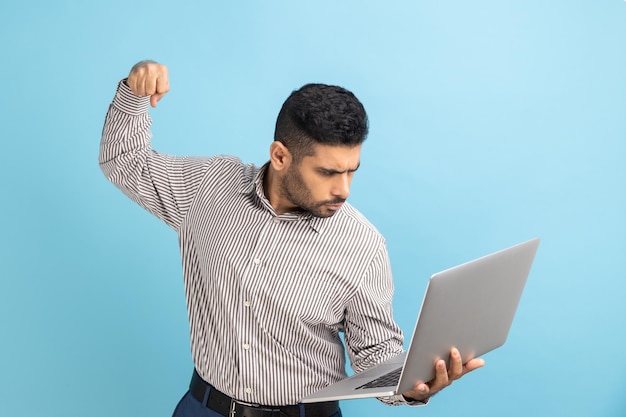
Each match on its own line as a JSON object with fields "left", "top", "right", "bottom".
{"left": 301, "top": 238, "right": 540, "bottom": 402}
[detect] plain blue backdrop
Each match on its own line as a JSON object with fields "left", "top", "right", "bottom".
{"left": 1, "top": 1, "right": 624, "bottom": 416}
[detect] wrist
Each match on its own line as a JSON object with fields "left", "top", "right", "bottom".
{"left": 113, "top": 79, "right": 151, "bottom": 115}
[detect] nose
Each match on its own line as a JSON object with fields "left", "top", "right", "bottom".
{"left": 331, "top": 173, "right": 351, "bottom": 200}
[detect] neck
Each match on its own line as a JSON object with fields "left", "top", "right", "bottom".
{"left": 263, "top": 165, "right": 293, "bottom": 215}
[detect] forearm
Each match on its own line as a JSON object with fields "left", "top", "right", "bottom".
{"left": 99, "top": 80, "right": 153, "bottom": 199}
{"left": 343, "top": 244, "right": 428, "bottom": 407}
{"left": 344, "top": 243, "right": 404, "bottom": 373}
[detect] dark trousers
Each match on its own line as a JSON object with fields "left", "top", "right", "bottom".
{"left": 172, "top": 391, "right": 343, "bottom": 417}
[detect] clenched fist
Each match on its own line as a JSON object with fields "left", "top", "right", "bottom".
{"left": 126, "top": 60, "right": 170, "bottom": 107}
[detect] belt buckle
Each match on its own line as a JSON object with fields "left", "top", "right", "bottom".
{"left": 229, "top": 399, "right": 282, "bottom": 417}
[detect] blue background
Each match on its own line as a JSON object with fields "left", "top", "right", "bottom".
{"left": 1, "top": 1, "right": 624, "bottom": 416}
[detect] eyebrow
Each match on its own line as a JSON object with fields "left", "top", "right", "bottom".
{"left": 317, "top": 162, "right": 361, "bottom": 175}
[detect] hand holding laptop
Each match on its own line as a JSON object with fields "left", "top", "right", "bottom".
{"left": 402, "top": 347, "right": 485, "bottom": 402}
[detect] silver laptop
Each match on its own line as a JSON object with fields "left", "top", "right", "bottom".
{"left": 301, "top": 238, "right": 540, "bottom": 402}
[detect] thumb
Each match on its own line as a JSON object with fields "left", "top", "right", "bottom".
{"left": 150, "top": 92, "right": 165, "bottom": 108}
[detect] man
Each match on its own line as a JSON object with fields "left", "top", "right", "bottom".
{"left": 100, "top": 60, "right": 484, "bottom": 417}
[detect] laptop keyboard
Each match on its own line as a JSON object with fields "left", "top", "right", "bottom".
{"left": 356, "top": 367, "right": 402, "bottom": 390}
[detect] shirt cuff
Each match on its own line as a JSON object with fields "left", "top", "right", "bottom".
{"left": 402, "top": 394, "right": 429, "bottom": 407}
{"left": 379, "top": 394, "right": 429, "bottom": 407}
{"left": 111, "top": 79, "right": 151, "bottom": 116}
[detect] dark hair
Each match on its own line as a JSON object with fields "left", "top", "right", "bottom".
{"left": 274, "top": 83, "right": 369, "bottom": 161}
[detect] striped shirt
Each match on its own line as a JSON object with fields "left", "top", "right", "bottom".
{"left": 99, "top": 81, "right": 406, "bottom": 406}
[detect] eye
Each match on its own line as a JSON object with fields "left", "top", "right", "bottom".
{"left": 318, "top": 169, "right": 336, "bottom": 177}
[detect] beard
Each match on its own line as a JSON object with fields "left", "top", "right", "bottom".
{"left": 279, "top": 164, "right": 345, "bottom": 218}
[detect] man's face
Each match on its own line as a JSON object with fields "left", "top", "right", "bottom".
{"left": 279, "top": 143, "right": 361, "bottom": 218}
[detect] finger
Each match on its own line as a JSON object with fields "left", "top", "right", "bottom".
{"left": 133, "top": 66, "right": 150, "bottom": 96}
{"left": 131, "top": 75, "right": 146, "bottom": 96}
{"left": 416, "top": 382, "right": 429, "bottom": 396}
{"left": 406, "top": 358, "right": 450, "bottom": 400}
{"left": 155, "top": 67, "right": 170, "bottom": 95}
{"left": 151, "top": 80, "right": 169, "bottom": 108}
{"left": 141, "top": 76, "right": 148, "bottom": 97}
{"left": 150, "top": 92, "right": 166, "bottom": 108}
{"left": 402, "top": 382, "right": 430, "bottom": 401}
{"left": 144, "top": 73, "right": 157, "bottom": 96}
{"left": 431, "top": 358, "right": 449, "bottom": 389}
{"left": 464, "top": 358, "right": 485, "bottom": 374}
{"left": 126, "top": 76, "right": 137, "bottom": 96}
{"left": 448, "top": 348, "right": 463, "bottom": 380}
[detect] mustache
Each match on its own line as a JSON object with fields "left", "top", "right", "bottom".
{"left": 321, "top": 198, "right": 346, "bottom": 205}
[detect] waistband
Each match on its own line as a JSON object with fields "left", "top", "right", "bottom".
{"left": 189, "top": 369, "right": 339, "bottom": 417}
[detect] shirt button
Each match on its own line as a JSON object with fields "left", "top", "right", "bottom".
{"left": 273, "top": 217, "right": 280, "bottom": 224}
{"left": 245, "top": 387, "right": 252, "bottom": 394}
{"left": 253, "top": 258, "right": 261, "bottom": 265}
{"left": 243, "top": 343, "right": 250, "bottom": 350}
{"left": 244, "top": 300, "right": 251, "bottom": 307}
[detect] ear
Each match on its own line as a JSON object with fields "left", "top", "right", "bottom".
{"left": 269, "top": 141, "right": 292, "bottom": 172}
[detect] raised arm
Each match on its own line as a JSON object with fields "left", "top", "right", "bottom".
{"left": 99, "top": 61, "right": 210, "bottom": 230}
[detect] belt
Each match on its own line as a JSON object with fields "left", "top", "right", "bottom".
{"left": 189, "top": 369, "right": 339, "bottom": 417}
